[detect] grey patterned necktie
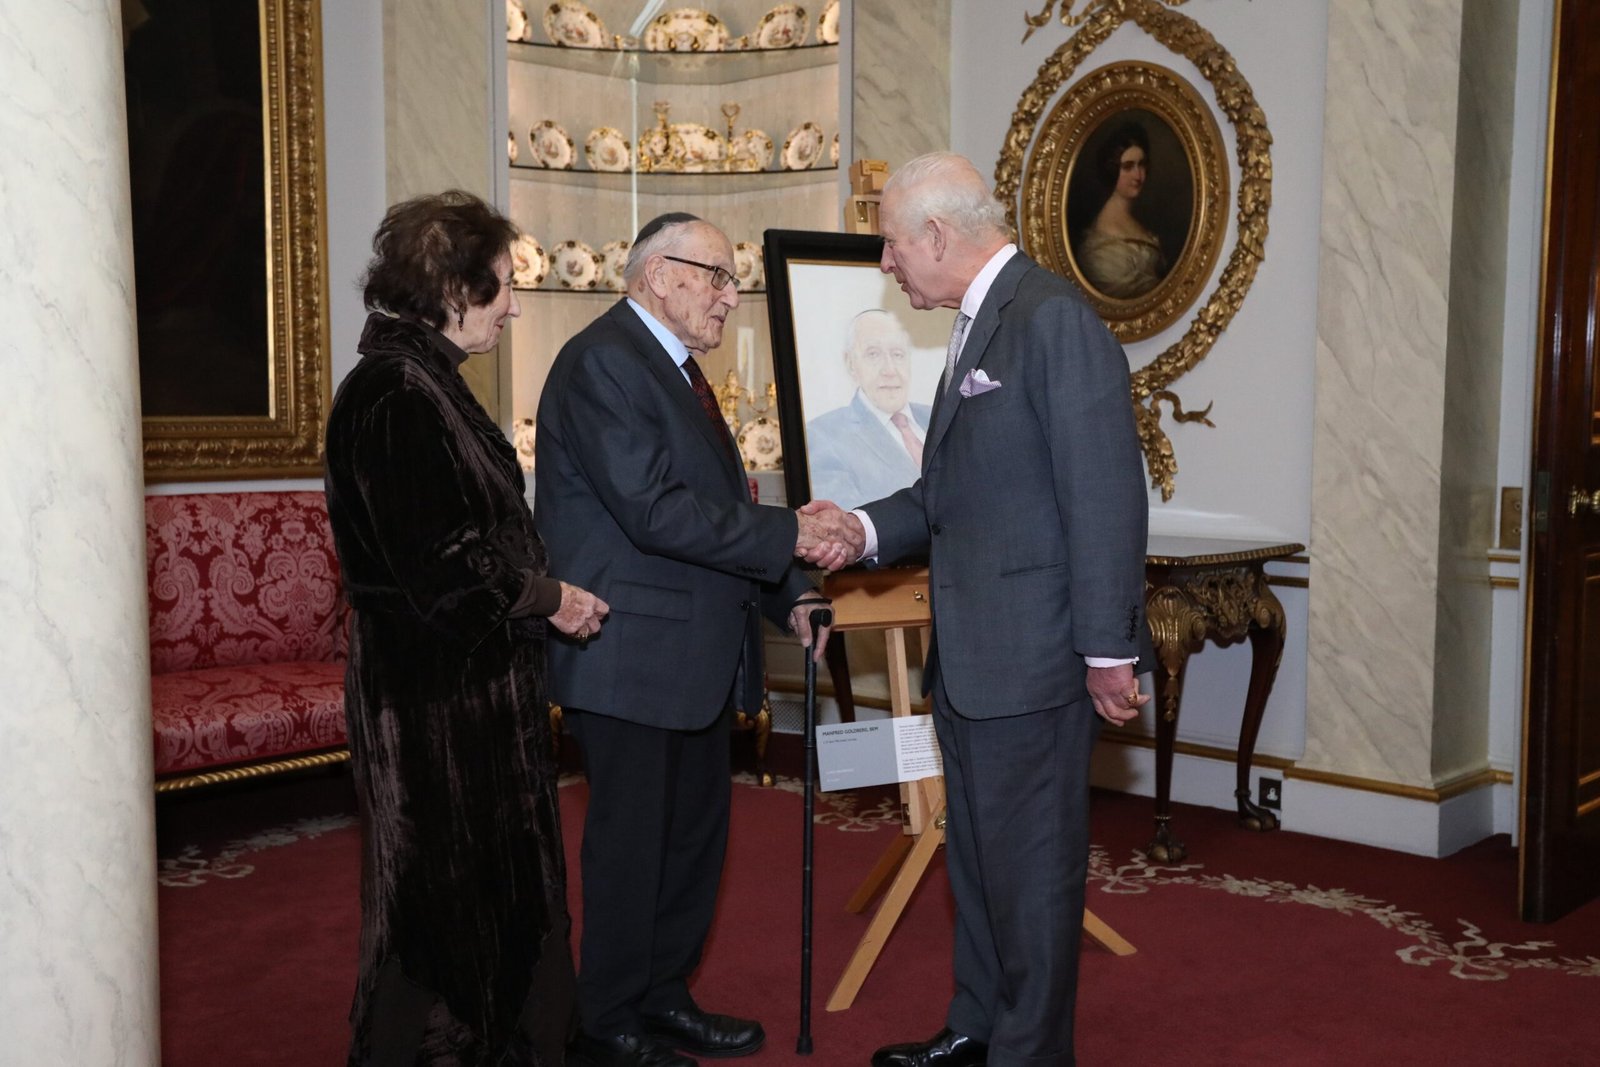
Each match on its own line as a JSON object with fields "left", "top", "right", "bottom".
{"left": 943, "top": 312, "right": 971, "bottom": 395}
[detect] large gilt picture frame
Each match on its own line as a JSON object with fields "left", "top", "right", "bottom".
{"left": 997, "top": 0, "right": 1273, "bottom": 499}
{"left": 1025, "top": 61, "right": 1227, "bottom": 342}
{"left": 130, "top": 0, "right": 329, "bottom": 481}
{"left": 763, "top": 230, "right": 957, "bottom": 512}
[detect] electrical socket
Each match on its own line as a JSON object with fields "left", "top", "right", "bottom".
{"left": 1258, "top": 776, "right": 1283, "bottom": 811}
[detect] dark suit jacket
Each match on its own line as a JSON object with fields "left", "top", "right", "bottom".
{"left": 535, "top": 300, "right": 813, "bottom": 729}
{"left": 862, "top": 253, "right": 1148, "bottom": 717}
{"left": 805, "top": 392, "right": 931, "bottom": 510}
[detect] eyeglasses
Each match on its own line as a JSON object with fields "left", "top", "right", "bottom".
{"left": 661, "top": 255, "right": 735, "bottom": 291}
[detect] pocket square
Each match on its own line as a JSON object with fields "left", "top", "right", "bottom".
{"left": 959, "top": 369, "right": 1002, "bottom": 397}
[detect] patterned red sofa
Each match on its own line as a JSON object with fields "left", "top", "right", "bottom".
{"left": 146, "top": 491, "right": 349, "bottom": 791}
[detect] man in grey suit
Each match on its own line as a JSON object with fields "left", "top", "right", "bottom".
{"left": 536, "top": 213, "right": 836, "bottom": 1067}
{"left": 803, "top": 154, "right": 1151, "bottom": 1067}
{"left": 806, "top": 309, "right": 931, "bottom": 510}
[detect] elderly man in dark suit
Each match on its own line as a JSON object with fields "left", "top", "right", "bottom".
{"left": 805, "top": 308, "right": 932, "bottom": 511}
{"left": 536, "top": 212, "right": 836, "bottom": 1067}
{"left": 803, "top": 153, "right": 1151, "bottom": 1067}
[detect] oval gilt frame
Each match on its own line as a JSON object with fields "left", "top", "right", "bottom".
{"left": 1023, "top": 61, "right": 1227, "bottom": 342}
{"left": 996, "top": 0, "right": 1272, "bottom": 499}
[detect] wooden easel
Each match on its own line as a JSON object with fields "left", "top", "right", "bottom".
{"left": 821, "top": 569, "right": 1135, "bottom": 1013}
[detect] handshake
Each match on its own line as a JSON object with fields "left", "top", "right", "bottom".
{"left": 793, "top": 500, "right": 865, "bottom": 573}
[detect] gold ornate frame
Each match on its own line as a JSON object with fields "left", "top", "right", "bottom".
{"left": 1023, "top": 61, "right": 1227, "bottom": 342}
{"left": 141, "top": 0, "right": 330, "bottom": 481}
{"left": 997, "top": 0, "right": 1272, "bottom": 499}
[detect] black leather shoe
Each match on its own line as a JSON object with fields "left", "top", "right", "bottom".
{"left": 871, "top": 1028, "right": 989, "bottom": 1067}
{"left": 568, "top": 1030, "right": 699, "bottom": 1067}
{"left": 640, "top": 1005, "right": 765, "bottom": 1058}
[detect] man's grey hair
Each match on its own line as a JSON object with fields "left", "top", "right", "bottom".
{"left": 882, "top": 152, "right": 1009, "bottom": 240}
{"left": 623, "top": 212, "right": 702, "bottom": 285}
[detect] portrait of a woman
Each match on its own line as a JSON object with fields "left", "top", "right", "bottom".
{"left": 1076, "top": 120, "right": 1169, "bottom": 299}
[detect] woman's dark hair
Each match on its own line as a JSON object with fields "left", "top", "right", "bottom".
{"left": 1096, "top": 121, "right": 1151, "bottom": 189}
{"left": 361, "top": 190, "right": 518, "bottom": 328}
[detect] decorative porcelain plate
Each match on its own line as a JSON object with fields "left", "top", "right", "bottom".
{"left": 674, "top": 123, "right": 725, "bottom": 172}
{"left": 737, "top": 416, "right": 782, "bottom": 471}
{"left": 507, "top": 0, "right": 532, "bottom": 42}
{"left": 780, "top": 121, "right": 825, "bottom": 170}
{"left": 599, "top": 240, "right": 631, "bottom": 291}
{"left": 643, "top": 8, "right": 729, "bottom": 52}
{"left": 816, "top": 0, "right": 840, "bottom": 44}
{"left": 830, "top": 131, "right": 840, "bottom": 166}
{"left": 544, "top": 0, "right": 609, "bottom": 48}
{"left": 529, "top": 120, "right": 576, "bottom": 169}
{"left": 733, "top": 241, "right": 764, "bottom": 291}
{"left": 584, "top": 127, "right": 631, "bottom": 171}
{"left": 552, "top": 239, "right": 602, "bottom": 289}
{"left": 753, "top": 4, "right": 809, "bottom": 49}
{"left": 508, "top": 130, "right": 520, "bottom": 164}
{"left": 512, "top": 417, "right": 537, "bottom": 473}
{"left": 511, "top": 233, "right": 548, "bottom": 289}
{"left": 727, "top": 129, "right": 774, "bottom": 172}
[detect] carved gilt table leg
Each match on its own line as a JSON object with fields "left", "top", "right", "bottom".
{"left": 1144, "top": 581, "right": 1208, "bottom": 863}
{"left": 1235, "top": 571, "right": 1286, "bottom": 832}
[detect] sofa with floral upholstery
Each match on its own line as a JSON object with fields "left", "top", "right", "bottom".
{"left": 145, "top": 491, "right": 349, "bottom": 791}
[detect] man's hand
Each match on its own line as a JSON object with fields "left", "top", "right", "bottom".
{"left": 549, "top": 581, "right": 610, "bottom": 644}
{"left": 1086, "top": 663, "right": 1150, "bottom": 726}
{"left": 794, "top": 499, "right": 865, "bottom": 572}
{"left": 789, "top": 592, "right": 834, "bottom": 663}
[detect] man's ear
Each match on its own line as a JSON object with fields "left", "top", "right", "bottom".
{"left": 928, "top": 218, "right": 947, "bottom": 260}
{"left": 641, "top": 255, "right": 670, "bottom": 298}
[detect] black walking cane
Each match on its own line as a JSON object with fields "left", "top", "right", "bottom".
{"left": 798, "top": 603, "right": 833, "bottom": 1055}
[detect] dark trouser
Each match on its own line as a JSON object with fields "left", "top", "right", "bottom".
{"left": 565, "top": 706, "right": 732, "bottom": 1036}
{"left": 934, "top": 673, "right": 1100, "bottom": 1067}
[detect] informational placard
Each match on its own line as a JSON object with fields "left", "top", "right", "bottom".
{"left": 815, "top": 715, "right": 942, "bottom": 792}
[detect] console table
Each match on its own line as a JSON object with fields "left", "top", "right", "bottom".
{"left": 1142, "top": 537, "right": 1304, "bottom": 862}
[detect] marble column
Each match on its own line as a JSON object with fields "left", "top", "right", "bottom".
{"left": 383, "top": 0, "right": 500, "bottom": 416}
{"left": 0, "top": 4, "right": 160, "bottom": 1065}
{"left": 853, "top": 0, "right": 951, "bottom": 170}
{"left": 1305, "top": 0, "right": 1513, "bottom": 790}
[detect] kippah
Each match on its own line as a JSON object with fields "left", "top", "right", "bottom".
{"left": 633, "top": 212, "right": 702, "bottom": 245}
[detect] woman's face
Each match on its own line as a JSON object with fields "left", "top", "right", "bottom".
{"left": 1114, "top": 145, "right": 1148, "bottom": 201}
{"left": 450, "top": 252, "right": 520, "bottom": 354}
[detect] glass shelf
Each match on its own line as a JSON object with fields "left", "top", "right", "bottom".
{"left": 510, "top": 163, "right": 837, "bottom": 195}
{"left": 509, "top": 40, "right": 838, "bottom": 85}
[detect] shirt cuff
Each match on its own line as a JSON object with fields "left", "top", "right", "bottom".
{"left": 849, "top": 508, "right": 880, "bottom": 562}
{"left": 1085, "top": 656, "right": 1138, "bottom": 668}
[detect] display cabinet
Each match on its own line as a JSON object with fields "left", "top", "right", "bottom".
{"left": 504, "top": 0, "right": 845, "bottom": 487}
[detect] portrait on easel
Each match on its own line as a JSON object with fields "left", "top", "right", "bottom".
{"left": 763, "top": 230, "right": 957, "bottom": 514}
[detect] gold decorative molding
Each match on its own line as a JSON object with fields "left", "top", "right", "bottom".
{"left": 997, "top": 0, "right": 1272, "bottom": 499}
{"left": 1283, "top": 766, "right": 1510, "bottom": 803}
{"left": 154, "top": 748, "right": 349, "bottom": 793}
{"left": 142, "top": 0, "right": 330, "bottom": 481}
{"left": 1098, "top": 729, "right": 1297, "bottom": 771}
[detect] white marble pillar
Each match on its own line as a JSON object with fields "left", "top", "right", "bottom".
{"left": 0, "top": 5, "right": 160, "bottom": 1064}
{"left": 1306, "top": 0, "right": 1512, "bottom": 791}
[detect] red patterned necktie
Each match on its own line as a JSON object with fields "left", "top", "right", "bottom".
{"left": 684, "top": 355, "right": 739, "bottom": 465}
{"left": 889, "top": 411, "right": 923, "bottom": 466}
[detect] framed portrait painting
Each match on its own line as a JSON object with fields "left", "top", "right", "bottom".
{"left": 1020, "top": 61, "right": 1228, "bottom": 342}
{"left": 763, "top": 230, "right": 957, "bottom": 512}
{"left": 126, "top": 0, "right": 330, "bottom": 481}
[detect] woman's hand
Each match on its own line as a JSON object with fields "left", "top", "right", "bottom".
{"left": 549, "top": 581, "right": 610, "bottom": 643}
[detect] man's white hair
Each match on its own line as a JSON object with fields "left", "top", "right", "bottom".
{"left": 623, "top": 212, "right": 702, "bottom": 285}
{"left": 882, "top": 152, "right": 1009, "bottom": 240}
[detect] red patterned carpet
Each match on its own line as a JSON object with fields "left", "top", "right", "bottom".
{"left": 157, "top": 772, "right": 1598, "bottom": 1065}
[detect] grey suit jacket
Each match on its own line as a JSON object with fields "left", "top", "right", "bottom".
{"left": 535, "top": 300, "right": 814, "bottom": 729}
{"left": 805, "top": 392, "right": 931, "bottom": 511}
{"left": 861, "top": 253, "right": 1148, "bottom": 718}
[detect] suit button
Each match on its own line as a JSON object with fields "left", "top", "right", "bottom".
{"left": 738, "top": 600, "right": 751, "bottom": 610}
{"left": 931, "top": 523, "right": 944, "bottom": 535}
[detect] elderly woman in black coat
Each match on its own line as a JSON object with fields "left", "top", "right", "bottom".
{"left": 325, "top": 190, "right": 607, "bottom": 1065}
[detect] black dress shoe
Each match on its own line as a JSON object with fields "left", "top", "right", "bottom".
{"left": 568, "top": 1030, "right": 699, "bottom": 1067}
{"left": 640, "top": 1005, "right": 765, "bottom": 1058}
{"left": 871, "top": 1027, "right": 989, "bottom": 1067}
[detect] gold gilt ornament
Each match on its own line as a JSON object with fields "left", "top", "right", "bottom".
{"left": 998, "top": 0, "right": 1272, "bottom": 500}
